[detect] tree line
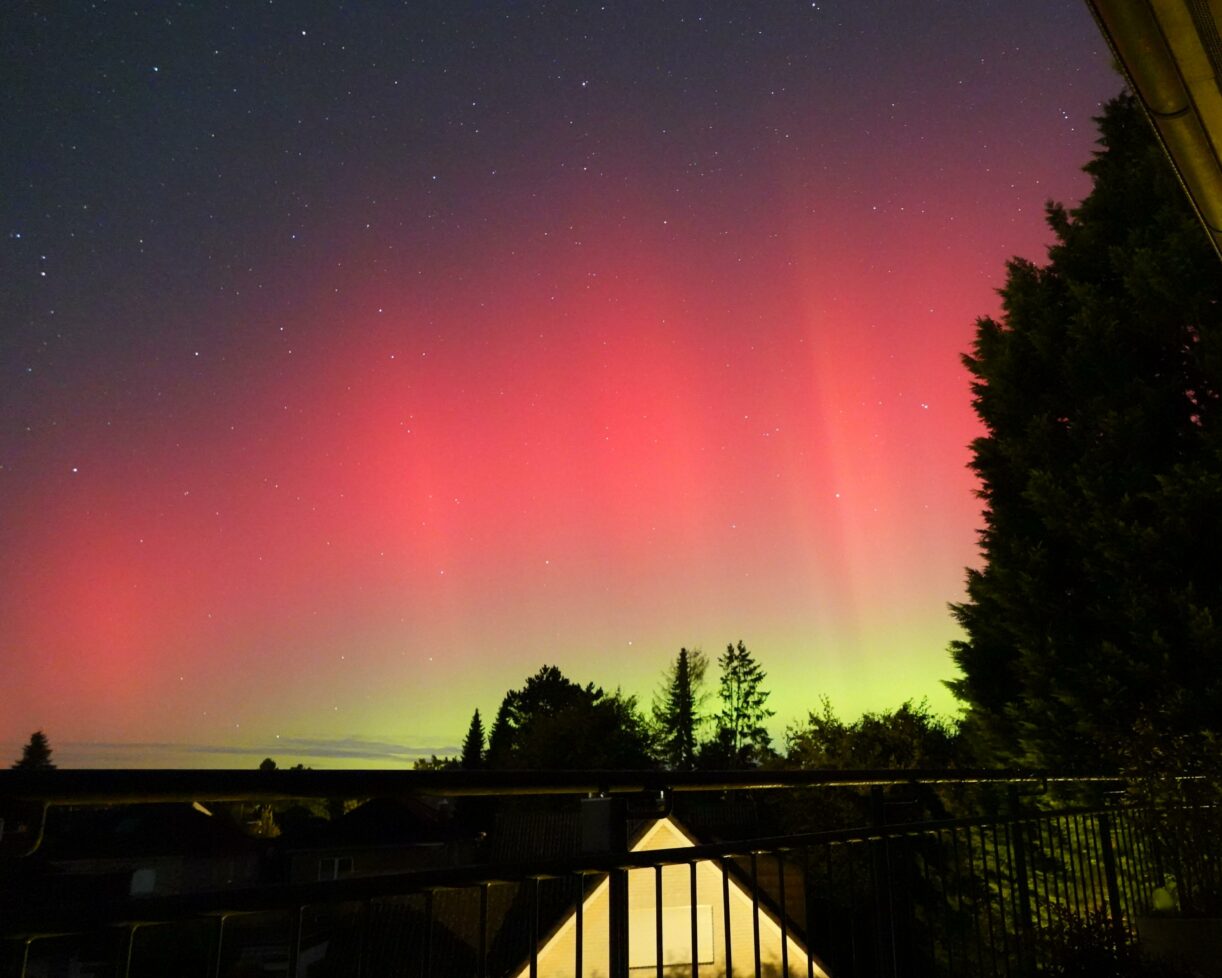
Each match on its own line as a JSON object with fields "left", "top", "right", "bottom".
{"left": 452, "top": 642, "right": 776, "bottom": 772}
{"left": 426, "top": 640, "right": 957, "bottom": 774}
{"left": 10, "top": 642, "right": 958, "bottom": 775}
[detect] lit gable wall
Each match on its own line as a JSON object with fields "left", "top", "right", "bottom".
{"left": 512, "top": 816, "right": 828, "bottom": 978}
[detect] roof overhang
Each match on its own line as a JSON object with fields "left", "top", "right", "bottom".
{"left": 1086, "top": 0, "right": 1222, "bottom": 258}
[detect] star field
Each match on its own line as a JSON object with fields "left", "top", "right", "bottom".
{"left": 0, "top": 2, "right": 1119, "bottom": 766}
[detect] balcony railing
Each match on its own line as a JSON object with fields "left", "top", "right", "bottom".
{"left": 0, "top": 769, "right": 1212, "bottom": 977}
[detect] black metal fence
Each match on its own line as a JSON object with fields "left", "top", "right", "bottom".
{"left": 0, "top": 770, "right": 1210, "bottom": 977}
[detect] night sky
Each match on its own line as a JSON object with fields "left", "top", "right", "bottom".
{"left": 1, "top": 2, "right": 1119, "bottom": 768}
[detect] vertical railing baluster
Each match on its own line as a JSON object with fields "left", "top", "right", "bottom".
{"left": 803, "top": 846, "right": 817, "bottom": 978}
{"left": 846, "top": 842, "right": 860, "bottom": 977}
{"left": 1150, "top": 809, "right": 1169, "bottom": 906}
{"left": 869, "top": 788, "right": 894, "bottom": 977}
{"left": 1098, "top": 813, "right": 1126, "bottom": 947}
{"left": 822, "top": 843, "right": 836, "bottom": 977}
{"left": 920, "top": 832, "right": 938, "bottom": 978}
{"left": 656, "top": 864, "right": 665, "bottom": 978}
{"left": 993, "top": 823, "right": 1013, "bottom": 978}
{"left": 17, "top": 937, "right": 32, "bottom": 978}
{"left": 529, "top": 878, "right": 540, "bottom": 978}
{"left": 1041, "top": 817, "right": 1061, "bottom": 923}
{"left": 953, "top": 828, "right": 970, "bottom": 978}
{"left": 1129, "top": 809, "right": 1156, "bottom": 916}
{"left": 1044, "top": 819, "right": 1060, "bottom": 965}
{"left": 354, "top": 901, "right": 371, "bottom": 978}
{"left": 976, "top": 826, "right": 1000, "bottom": 978}
{"left": 721, "top": 856, "right": 734, "bottom": 978}
{"left": 287, "top": 906, "right": 302, "bottom": 978}
{"left": 865, "top": 836, "right": 883, "bottom": 977}
{"left": 690, "top": 861, "right": 699, "bottom": 978}
{"left": 1117, "top": 810, "right": 1143, "bottom": 910}
{"left": 118, "top": 924, "right": 136, "bottom": 978}
{"left": 213, "top": 914, "right": 226, "bottom": 978}
{"left": 1065, "top": 816, "right": 1085, "bottom": 915}
{"left": 120, "top": 928, "right": 134, "bottom": 978}
{"left": 1051, "top": 815, "right": 1074, "bottom": 966}
{"left": 1098, "top": 811, "right": 1119, "bottom": 910}
{"left": 1125, "top": 810, "right": 1156, "bottom": 912}
{"left": 962, "top": 826, "right": 984, "bottom": 978}
{"left": 575, "top": 873, "right": 584, "bottom": 978}
{"left": 1083, "top": 811, "right": 1102, "bottom": 911}
{"left": 1092, "top": 808, "right": 1111, "bottom": 905}
{"left": 905, "top": 831, "right": 920, "bottom": 978}
{"left": 1111, "top": 811, "right": 1138, "bottom": 920}
{"left": 479, "top": 884, "right": 489, "bottom": 978}
{"left": 1034, "top": 819, "right": 1053, "bottom": 935}
{"left": 607, "top": 800, "right": 629, "bottom": 978}
{"left": 940, "top": 829, "right": 956, "bottom": 978}
{"left": 1008, "top": 813, "right": 1035, "bottom": 977}
{"left": 750, "top": 851, "right": 762, "bottom": 978}
{"left": 777, "top": 853, "right": 789, "bottom": 978}
{"left": 884, "top": 831, "right": 900, "bottom": 978}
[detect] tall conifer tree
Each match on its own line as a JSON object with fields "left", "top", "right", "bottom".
{"left": 461, "top": 709, "right": 485, "bottom": 769}
{"left": 949, "top": 93, "right": 1222, "bottom": 770}
{"left": 12, "top": 731, "right": 55, "bottom": 770}
{"left": 651, "top": 648, "right": 707, "bottom": 769}
{"left": 714, "top": 641, "right": 774, "bottom": 765}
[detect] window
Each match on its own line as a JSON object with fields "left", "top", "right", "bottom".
{"left": 317, "top": 855, "right": 354, "bottom": 881}
{"left": 628, "top": 904, "right": 715, "bottom": 968}
{"left": 129, "top": 867, "right": 157, "bottom": 895}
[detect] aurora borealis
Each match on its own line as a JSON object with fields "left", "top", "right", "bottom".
{"left": 1, "top": 2, "right": 1120, "bottom": 767}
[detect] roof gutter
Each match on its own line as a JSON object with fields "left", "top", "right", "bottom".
{"left": 1085, "top": 0, "right": 1222, "bottom": 258}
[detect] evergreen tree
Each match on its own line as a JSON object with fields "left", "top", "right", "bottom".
{"left": 486, "top": 699, "right": 515, "bottom": 768}
{"left": 461, "top": 709, "right": 485, "bottom": 769}
{"left": 948, "top": 93, "right": 1222, "bottom": 770}
{"left": 712, "top": 641, "right": 774, "bottom": 766}
{"left": 651, "top": 647, "right": 707, "bottom": 769}
{"left": 12, "top": 731, "right": 55, "bottom": 770}
{"left": 484, "top": 665, "right": 654, "bottom": 769}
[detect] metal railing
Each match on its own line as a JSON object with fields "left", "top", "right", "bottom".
{"left": 0, "top": 769, "right": 1209, "bottom": 977}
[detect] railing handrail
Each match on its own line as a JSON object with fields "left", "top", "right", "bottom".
{"left": 0, "top": 766, "right": 1156, "bottom": 805}
{"left": 3, "top": 800, "right": 1155, "bottom": 929}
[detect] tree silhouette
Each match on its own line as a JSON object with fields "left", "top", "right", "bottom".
{"left": 786, "top": 699, "right": 959, "bottom": 771}
{"left": 782, "top": 699, "right": 961, "bottom": 829}
{"left": 12, "top": 731, "right": 55, "bottom": 770}
{"left": 461, "top": 709, "right": 485, "bottom": 769}
{"left": 487, "top": 699, "right": 514, "bottom": 767}
{"left": 484, "top": 665, "right": 654, "bottom": 769}
{"left": 948, "top": 93, "right": 1222, "bottom": 770}
{"left": 651, "top": 647, "right": 707, "bottom": 769}
{"left": 710, "top": 641, "right": 774, "bottom": 767}
{"left": 413, "top": 754, "right": 458, "bottom": 770}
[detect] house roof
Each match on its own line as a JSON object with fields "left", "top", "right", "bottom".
{"left": 284, "top": 794, "right": 471, "bottom": 850}
{"left": 39, "top": 803, "right": 254, "bottom": 860}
